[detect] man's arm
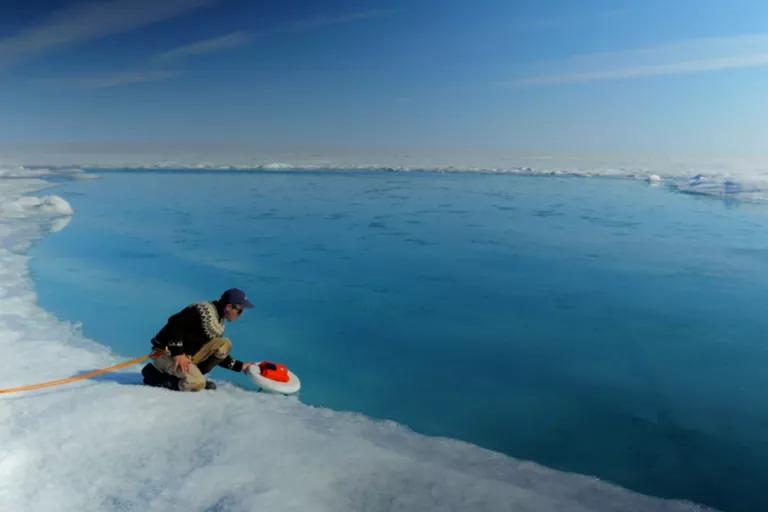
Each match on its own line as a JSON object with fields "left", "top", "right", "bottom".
{"left": 218, "top": 356, "right": 254, "bottom": 373}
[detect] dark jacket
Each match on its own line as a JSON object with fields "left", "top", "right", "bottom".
{"left": 152, "top": 299, "right": 244, "bottom": 372}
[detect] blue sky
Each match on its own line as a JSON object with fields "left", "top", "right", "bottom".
{"left": 1, "top": 0, "right": 768, "bottom": 167}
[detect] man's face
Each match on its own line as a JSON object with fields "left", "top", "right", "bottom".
{"left": 224, "top": 303, "right": 244, "bottom": 322}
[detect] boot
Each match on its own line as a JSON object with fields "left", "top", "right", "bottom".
{"left": 141, "top": 363, "right": 180, "bottom": 391}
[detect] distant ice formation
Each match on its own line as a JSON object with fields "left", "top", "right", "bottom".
{"left": 674, "top": 173, "right": 768, "bottom": 201}
{"left": 7, "top": 160, "right": 768, "bottom": 203}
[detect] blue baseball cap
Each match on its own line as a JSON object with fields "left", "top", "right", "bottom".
{"left": 220, "top": 288, "right": 254, "bottom": 308}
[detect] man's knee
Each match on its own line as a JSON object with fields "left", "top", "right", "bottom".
{"left": 180, "top": 373, "right": 206, "bottom": 392}
{"left": 213, "top": 337, "right": 232, "bottom": 359}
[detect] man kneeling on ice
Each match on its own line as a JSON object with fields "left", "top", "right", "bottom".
{"left": 141, "top": 288, "right": 255, "bottom": 391}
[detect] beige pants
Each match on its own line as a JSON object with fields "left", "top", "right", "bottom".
{"left": 153, "top": 337, "right": 232, "bottom": 391}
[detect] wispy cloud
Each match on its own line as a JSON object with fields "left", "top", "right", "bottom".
{"left": 152, "top": 9, "right": 394, "bottom": 62}
{"left": 278, "top": 9, "right": 396, "bottom": 33}
{"left": 509, "top": 7, "right": 632, "bottom": 32}
{"left": 154, "top": 31, "right": 252, "bottom": 61}
{"left": 507, "top": 33, "right": 768, "bottom": 86}
{"left": 0, "top": 0, "right": 216, "bottom": 69}
{"left": 66, "top": 70, "right": 178, "bottom": 88}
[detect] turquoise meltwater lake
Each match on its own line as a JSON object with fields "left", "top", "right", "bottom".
{"left": 29, "top": 170, "right": 768, "bottom": 512}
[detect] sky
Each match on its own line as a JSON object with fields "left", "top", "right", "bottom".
{"left": 1, "top": 0, "right": 768, "bottom": 169}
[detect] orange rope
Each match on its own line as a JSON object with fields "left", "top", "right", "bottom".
{"left": 0, "top": 354, "right": 151, "bottom": 395}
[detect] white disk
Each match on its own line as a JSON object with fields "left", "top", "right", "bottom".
{"left": 247, "top": 363, "right": 301, "bottom": 395}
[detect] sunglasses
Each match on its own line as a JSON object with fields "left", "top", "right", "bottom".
{"left": 232, "top": 305, "right": 244, "bottom": 315}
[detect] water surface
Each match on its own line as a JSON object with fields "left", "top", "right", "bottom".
{"left": 30, "top": 170, "right": 768, "bottom": 511}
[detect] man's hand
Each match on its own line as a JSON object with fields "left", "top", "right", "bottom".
{"left": 173, "top": 354, "right": 192, "bottom": 374}
{"left": 241, "top": 362, "right": 255, "bottom": 374}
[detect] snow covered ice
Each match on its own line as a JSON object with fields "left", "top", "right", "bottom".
{"left": 0, "top": 169, "right": 714, "bottom": 511}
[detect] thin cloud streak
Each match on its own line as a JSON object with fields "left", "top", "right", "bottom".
{"left": 516, "top": 53, "right": 768, "bottom": 85}
{"left": 508, "top": 8, "right": 632, "bottom": 32}
{"left": 0, "top": 0, "right": 216, "bottom": 69}
{"left": 280, "top": 9, "right": 397, "bottom": 33}
{"left": 152, "top": 9, "right": 395, "bottom": 62}
{"left": 154, "top": 31, "right": 252, "bottom": 61}
{"left": 507, "top": 33, "right": 768, "bottom": 85}
{"left": 67, "top": 70, "right": 178, "bottom": 88}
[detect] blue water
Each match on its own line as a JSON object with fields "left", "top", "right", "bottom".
{"left": 29, "top": 170, "right": 768, "bottom": 512}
